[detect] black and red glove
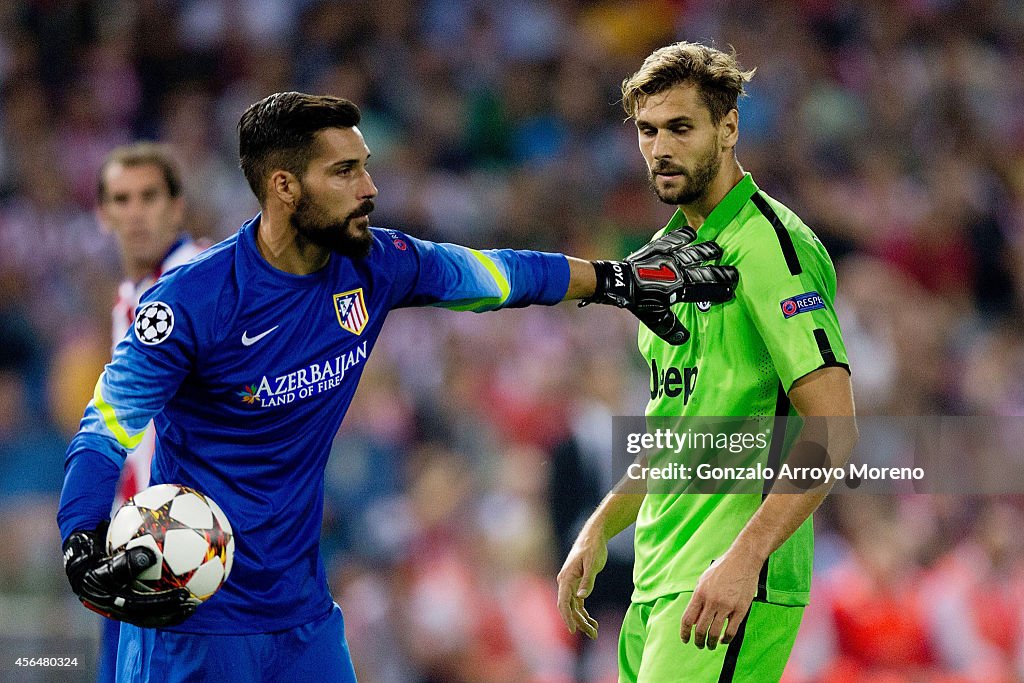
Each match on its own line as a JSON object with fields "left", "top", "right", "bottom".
{"left": 581, "top": 227, "right": 738, "bottom": 345}
{"left": 63, "top": 522, "right": 196, "bottom": 629}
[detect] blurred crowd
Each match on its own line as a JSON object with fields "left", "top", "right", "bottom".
{"left": 2, "top": 0, "right": 1024, "bottom": 681}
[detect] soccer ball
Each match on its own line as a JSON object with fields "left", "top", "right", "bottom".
{"left": 106, "top": 484, "right": 235, "bottom": 602}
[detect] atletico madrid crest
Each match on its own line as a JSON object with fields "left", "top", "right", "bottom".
{"left": 333, "top": 289, "right": 369, "bottom": 335}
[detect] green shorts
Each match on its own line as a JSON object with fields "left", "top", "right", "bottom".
{"left": 618, "top": 592, "right": 804, "bottom": 683}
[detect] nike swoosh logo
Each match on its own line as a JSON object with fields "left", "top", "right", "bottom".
{"left": 241, "top": 325, "right": 279, "bottom": 346}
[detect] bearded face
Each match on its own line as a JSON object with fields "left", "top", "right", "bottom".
{"left": 635, "top": 83, "right": 733, "bottom": 208}
{"left": 647, "top": 133, "right": 722, "bottom": 206}
{"left": 290, "top": 187, "right": 374, "bottom": 258}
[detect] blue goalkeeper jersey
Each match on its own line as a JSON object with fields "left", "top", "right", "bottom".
{"left": 58, "top": 215, "right": 570, "bottom": 634}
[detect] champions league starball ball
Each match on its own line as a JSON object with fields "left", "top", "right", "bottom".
{"left": 134, "top": 301, "right": 174, "bottom": 345}
{"left": 106, "top": 484, "right": 235, "bottom": 602}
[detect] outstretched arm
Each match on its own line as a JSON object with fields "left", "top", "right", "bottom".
{"left": 386, "top": 227, "right": 737, "bottom": 344}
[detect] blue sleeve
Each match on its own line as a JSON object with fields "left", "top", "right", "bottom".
{"left": 57, "top": 284, "right": 199, "bottom": 542}
{"left": 374, "top": 229, "right": 571, "bottom": 311}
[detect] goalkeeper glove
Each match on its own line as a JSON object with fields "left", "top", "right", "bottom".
{"left": 62, "top": 522, "right": 197, "bottom": 629}
{"left": 581, "top": 227, "right": 738, "bottom": 345}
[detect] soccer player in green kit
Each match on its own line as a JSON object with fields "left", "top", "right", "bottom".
{"left": 557, "top": 42, "right": 858, "bottom": 682}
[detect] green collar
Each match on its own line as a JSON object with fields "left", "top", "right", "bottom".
{"left": 663, "top": 172, "right": 759, "bottom": 240}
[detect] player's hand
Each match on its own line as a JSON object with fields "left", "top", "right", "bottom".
{"left": 680, "top": 548, "right": 761, "bottom": 650}
{"left": 63, "top": 522, "right": 197, "bottom": 629}
{"left": 556, "top": 530, "right": 607, "bottom": 640}
{"left": 580, "top": 227, "right": 738, "bottom": 345}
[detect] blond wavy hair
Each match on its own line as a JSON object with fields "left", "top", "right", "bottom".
{"left": 621, "top": 42, "right": 756, "bottom": 123}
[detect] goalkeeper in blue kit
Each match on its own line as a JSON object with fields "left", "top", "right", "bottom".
{"left": 57, "top": 92, "right": 740, "bottom": 682}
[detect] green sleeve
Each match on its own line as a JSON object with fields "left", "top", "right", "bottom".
{"left": 733, "top": 215, "right": 849, "bottom": 392}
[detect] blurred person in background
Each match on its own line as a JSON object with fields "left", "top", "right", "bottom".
{"left": 557, "top": 41, "right": 857, "bottom": 682}
{"left": 920, "top": 501, "right": 1024, "bottom": 682}
{"left": 91, "top": 142, "right": 207, "bottom": 682}
{"left": 549, "top": 352, "right": 638, "bottom": 681}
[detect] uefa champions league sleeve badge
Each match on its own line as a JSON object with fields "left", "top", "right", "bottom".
{"left": 134, "top": 301, "right": 175, "bottom": 345}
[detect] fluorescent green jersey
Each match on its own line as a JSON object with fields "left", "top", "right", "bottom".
{"left": 632, "top": 173, "right": 849, "bottom": 605}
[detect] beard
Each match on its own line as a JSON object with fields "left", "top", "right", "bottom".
{"left": 291, "top": 191, "right": 375, "bottom": 259}
{"left": 648, "top": 141, "right": 721, "bottom": 205}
